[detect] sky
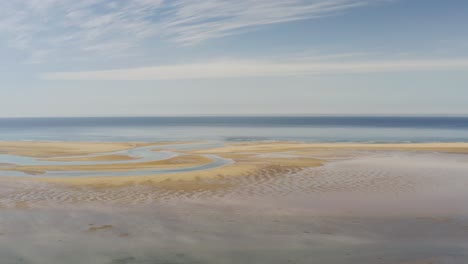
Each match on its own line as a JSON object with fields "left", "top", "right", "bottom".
{"left": 0, "top": 0, "right": 468, "bottom": 117}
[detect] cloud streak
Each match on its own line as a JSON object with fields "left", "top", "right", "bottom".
{"left": 159, "top": 0, "right": 371, "bottom": 44}
{"left": 0, "top": 0, "right": 375, "bottom": 61}
{"left": 41, "top": 58, "right": 468, "bottom": 80}
{"left": 0, "top": 0, "right": 165, "bottom": 62}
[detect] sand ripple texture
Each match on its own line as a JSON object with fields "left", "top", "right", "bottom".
{"left": 1, "top": 151, "right": 468, "bottom": 209}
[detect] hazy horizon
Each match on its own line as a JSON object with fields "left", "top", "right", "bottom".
{"left": 2, "top": 113, "right": 468, "bottom": 119}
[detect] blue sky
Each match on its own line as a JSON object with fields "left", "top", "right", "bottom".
{"left": 1, "top": 0, "right": 468, "bottom": 117}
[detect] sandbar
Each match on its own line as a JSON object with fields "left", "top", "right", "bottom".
{"left": 1, "top": 141, "right": 468, "bottom": 188}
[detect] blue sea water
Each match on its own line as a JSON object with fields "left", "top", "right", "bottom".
{"left": 0, "top": 116, "right": 467, "bottom": 142}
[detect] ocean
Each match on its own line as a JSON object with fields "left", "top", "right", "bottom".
{"left": 0, "top": 116, "right": 467, "bottom": 142}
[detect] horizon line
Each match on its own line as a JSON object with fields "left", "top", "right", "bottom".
{"left": 1, "top": 114, "right": 468, "bottom": 119}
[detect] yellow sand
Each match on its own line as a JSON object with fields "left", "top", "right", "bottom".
{"left": 41, "top": 154, "right": 136, "bottom": 162}
{"left": 34, "top": 162, "right": 259, "bottom": 187}
{"left": 0, "top": 141, "right": 195, "bottom": 158}
{"left": 195, "top": 142, "right": 468, "bottom": 154}
{"left": 0, "top": 141, "right": 143, "bottom": 158}
{"left": 10, "top": 152, "right": 324, "bottom": 187}
{"left": 1, "top": 141, "right": 468, "bottom": 187}
{"left": 8, "top": 155, "right": 212, "bottom": 174}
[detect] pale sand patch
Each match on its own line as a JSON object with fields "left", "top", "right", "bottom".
{"left": 23, "top": 153, "right": 324, "bottom": 187}
{"left": 86, "top": 224, "right": 113, "bottom": 233}
{"left": 194, "top": 142, "right": 468, "bottom": 154}
{"left": 0, "top": 141, "right": 194, "bottom": 158}
{"left": 396, "top": 258, "right": 444, "bottom": 264}
{"left": 32, "top": 162, "right": 260, "bottom": 187}
{"left": 41, "top": 154, "right": 137, "bottom": 162}
{"left": 8, "top": 155, "right": 213, "bottom": 174}
{"left": 0, "top": 141, "right": 144, "bottom": 158}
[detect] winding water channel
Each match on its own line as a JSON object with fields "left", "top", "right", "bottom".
{"left": 0, "top": 141, "right": 232, "bottom": 178}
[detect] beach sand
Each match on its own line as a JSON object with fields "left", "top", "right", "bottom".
{"left": 41, "top": 154, "right": 137, "bottom": 162}
{"left": 0, "top": 141, "right": 142, "bottom": 157}
{"left": 1, "top": 141, "right": 468, "bottom": 186}
{"left": 0, "top": 140, "right": 193, "bottom": 158}
{"left": 194, "top": 141, "right": 468, "bottom": 153}
{"left": 8, "top": 154, "right": 213, "bottom": 175}
{"left": 1, "top": 141, "right": 468, "bottom": 263}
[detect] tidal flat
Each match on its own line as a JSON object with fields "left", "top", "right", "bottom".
{"left": 1, "top": 141, "right": 468, "bottom": 263}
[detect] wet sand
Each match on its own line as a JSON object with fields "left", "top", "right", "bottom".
{"left": 41, "top": 154, "right": 137, "bottom": 162}
{"left": 195, "top": 141, "right": 468, "bottom": 154}
{"left": 1, "top": 141, "right": 468, "bottom": 263}
{"left": 0, "top": 141, "right": 143, "bottom": 157}
{"left": 9, "top": 155, "right": 214, "bottom": 175}
{"left": 19, "top": 141, "right": 468, "bottom": 186}
{"left": 0, "top": 141, "right": 193, "bottom": 158}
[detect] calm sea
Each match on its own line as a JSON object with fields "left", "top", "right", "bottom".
{"left": 0, "top": 116, "right": 467, "bottom": 142}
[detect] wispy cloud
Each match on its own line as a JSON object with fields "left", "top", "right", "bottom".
{"left": 41, "top": 58, "right": 468, "bottom": 80}
{"left": 0, "top": 0, "right": 164, "bottom": 62}
{"left": 158, "top": 0, "right": 371, "bottom": 44}
{"left": 0, "top": 0, "right": 375, "bottom": 62}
